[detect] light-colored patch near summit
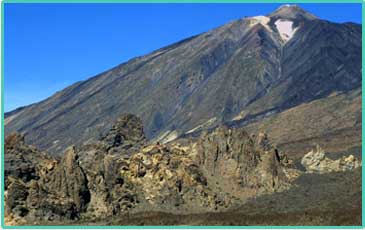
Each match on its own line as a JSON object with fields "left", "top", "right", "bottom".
{"left": 274, "top": 19, "right": 298, "bottom": 42}
{"left": 252, "top": 16, "right": 270, "bottom": 25}
{"left": 248, "top": 16, "right": 272, "bottom": 32}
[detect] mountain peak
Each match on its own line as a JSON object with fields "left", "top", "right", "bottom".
{"left": 268, "top": 4, "right": 318, "bottom": 21}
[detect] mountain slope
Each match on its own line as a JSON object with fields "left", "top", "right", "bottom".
{"left": 5, "top": 5, "right": 362, "bottom": 156}
{"left": 244, "top": 89, "right": 361, "bottom": 159}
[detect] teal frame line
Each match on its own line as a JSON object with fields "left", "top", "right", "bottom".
{"left": 0, "top": 0, "right": 364, "bottom": 3}
{"left": 0, "top": 0, "right": 364, "bottom": 229}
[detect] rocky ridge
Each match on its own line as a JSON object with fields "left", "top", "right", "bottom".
{"left": 5, "top": 114, "right": 297, "bottom": 225}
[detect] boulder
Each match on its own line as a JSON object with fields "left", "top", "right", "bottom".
{"left": 301, "top": 145, "right": 361, "bottom": 173}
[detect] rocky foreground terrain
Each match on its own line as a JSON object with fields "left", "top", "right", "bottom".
{"left": 4, "top": 114, "right": 361, "bottom": 226}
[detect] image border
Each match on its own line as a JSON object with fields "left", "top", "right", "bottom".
{"left": 0, "top": 0, "right": 363, "bottom": 229}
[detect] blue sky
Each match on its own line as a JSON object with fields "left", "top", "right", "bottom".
{"left": 4, "top": 3, "right": 362, "bottom": 112}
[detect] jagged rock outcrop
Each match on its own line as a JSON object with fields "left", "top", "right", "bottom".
{"left": 5, "top": 178, "right": 29, "bottom": 217}
{"left": 120, "top": 143, "right": 236, "bottom": 213}
{"left": 5, "top": 144, "right": 91, "bottom": 224}
{"left": 75, "top": 114, "right": 147, "bottom": 216}
{"left": 301, "top": 145, "right": 361, "bottom": 173}
{"left": 4, "top": 133, "right": 56, "bottom": 189}
{"left": 194, "top": 127, "right": 290, "bottom": 199}
{"left": 39, "top": 146, "right": 91, "bottom": 212}
{"left": 101, "top": 114, "right": 147, "bottom": 155}
{"left": 76, "top": 121, "right": 293, "bottom": 217}
{"left": 75, "top": 143, "right": 140, "bottom": 217}
{"left": 4, "top": 114, "right": 295, "bottom": 225}
{"left": 76, "top": 115, "right": 233, "bottom": 217}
